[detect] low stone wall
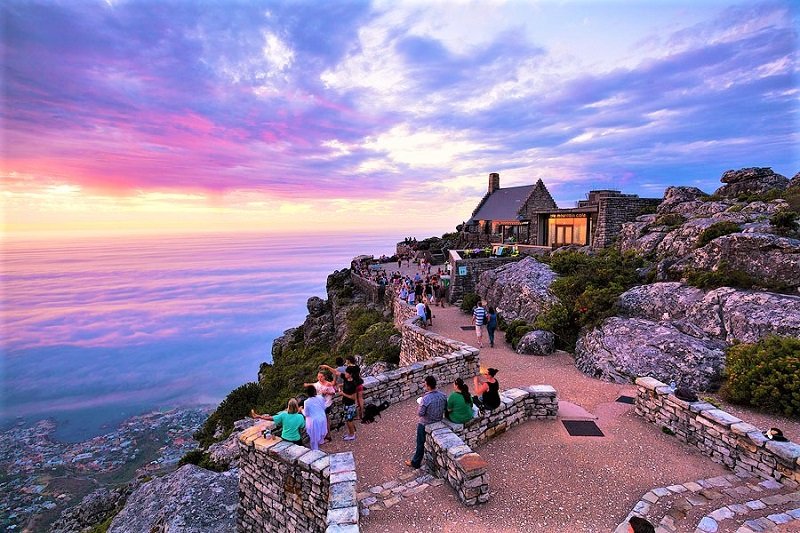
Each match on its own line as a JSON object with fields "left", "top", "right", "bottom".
{"left": 424, "top": 385, "right": 558, "bottom": 505}
{"left": 350, "top": 271, "right": 385, "bottom": 305}
{"left": 447, "top": 250, "right": 522, "bottom": 303}
{"left": 635, "top": 377, "right": 800, "bottom": 483}
{"left": 237, "top": 424, "right": 358, "bottom": 533}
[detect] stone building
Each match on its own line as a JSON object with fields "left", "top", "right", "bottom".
{"left": 463, "top": 172, "right": 661, "bottom": 248}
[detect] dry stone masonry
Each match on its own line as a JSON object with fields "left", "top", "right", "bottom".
{"left": 424, "top": 385, "right": 557, "bottom": 506}
{"left": 635, "top": 377, "right": 800, "bottom": 483}
{"left": 237, "top": 424, "right": 359, "bottom": 533}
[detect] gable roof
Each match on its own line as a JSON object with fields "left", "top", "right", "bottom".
{"left": 468, "top": 185, "right": 534, "bottom": 223}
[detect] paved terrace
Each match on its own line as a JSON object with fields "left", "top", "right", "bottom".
{"left": 322, "top": 263, "right": 800, "bottom": 532}
{"left": 323, "top": 301, "right": 730, "bottom": 532}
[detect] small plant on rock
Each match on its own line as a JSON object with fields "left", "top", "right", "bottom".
{"left": 654, "top": 213, "right": 685, "bottom": 228}
{"left": 696, "top": 221, "right": 741, "bottom": 247}
{"left": 770, "top": 210, "right": 799, "bottom": 235}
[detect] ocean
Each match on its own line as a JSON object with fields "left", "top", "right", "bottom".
{"left": 1, "top": 231, "right": 400, "bottom": 442}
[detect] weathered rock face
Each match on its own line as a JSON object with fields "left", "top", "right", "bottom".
{"left": 574, "top": 317, "right": 726, "bottom": 391}
{"left": 109, "top": 465, "right": 238, "bottom": 533}
{"left": 516, "top": 330, "right": 555, "bottom": 356}
{"left": 476, "top": 256, "right": 559, "bottom": 322}
{"left": 658, "top": 186, "right": 706, "bottom": 213}
{"left": 52, "top": 485, "right": 135, "bottom": 533}
{"left": 670, "top": 232, "right": 800, "bottom": 290}
{"left": 713, "top": 167, "right": 789, "bottom": 198}
{"left": 616, "top": 282, "right": 800, "bottom": 343}
{"left": 790, "top": 172, "right": 800, "bottom": 188}
{"left": 206, "top": 418, "right": 257, "bottom": 469}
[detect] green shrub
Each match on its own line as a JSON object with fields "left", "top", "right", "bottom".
{"left": 770, "top": 210, "right": 799, "bottom": 233}
{"left": 722, "top": 336, "right": 800, "bottom": 417}
{"left": 637, "top": 205, "right": 658, "bottom": 216}
{"left": 532, "top": 303, "right": 571, "bottom": 348}
{"left": 353, "top": 322, "right": 400, "bottom": 365}
{"left": 726, "top": 203, "right": 745, "bottom": 213}
{"left": 193, "top": 382, "right": 264, "bottom": 447}
{"left": 685, "top": 267, "right": 755, "bottom": 290}
{"left": 503, "top": 319, "right": 534, "bottom": 349}
{"left": 460, "top": 293, "right": 481, "bottom": 314}
{"left": 538, "top": 249, "right": 646, "bottom": 351}
{"left": 697, "top": 221, "right": 741, "bottom": 247}
{"left": 178, "top": 449, "right": 229, "bottom": 472}
{"left": 346, "top": 307, "right": 384, "bottom": 337}
{"left": 496, "top": 314, "right": 508, "bottom": 331}
{"left": 654, "top": 213, "right": 685, "bottom": 228}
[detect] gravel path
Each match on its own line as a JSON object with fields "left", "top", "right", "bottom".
{"left": 324, "top": 301, "right": 732, "bottom": 532}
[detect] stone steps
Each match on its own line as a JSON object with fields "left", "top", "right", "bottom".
{"left": 616, "top": 473, "right": 800, "bottom": 533}
{"left": 355, "top": 469, "right": 445, "bottom": 517}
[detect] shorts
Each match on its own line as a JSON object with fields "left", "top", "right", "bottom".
{"left": 344, "top": 404, "right": 357, "bottom": 421}
{"left": 475, "top": 325, "right": 483, "bottom": 337}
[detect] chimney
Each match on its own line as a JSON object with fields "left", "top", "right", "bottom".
{"left": 488, "top": 172, "right": 500, "bottom": 194}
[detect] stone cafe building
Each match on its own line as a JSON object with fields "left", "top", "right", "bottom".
{"left": 461, "top": 172, "right": 661, "bottom": 249}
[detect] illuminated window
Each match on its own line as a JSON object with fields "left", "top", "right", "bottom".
{"left": 547, "top": 215, "right": 589, "bottom": 246}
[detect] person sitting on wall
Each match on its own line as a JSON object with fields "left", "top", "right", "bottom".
{"left": 472, "top": 367, "right": 500, "bottom": 412}
{"left": 628, "top": 516, "right": 655, "bottom": 533}
{"left": 405, "top": 375, "right": 447, "bottom": 469}
{"left": 446, "top": 378, "right": 474, "bottom": 424}
{"left": 250, "top": 398, "right": 305, "bottom": 446}
{"left": 416, "top": 300, "right": 427, "bottom": 328}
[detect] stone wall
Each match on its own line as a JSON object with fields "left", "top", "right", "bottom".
{"left": 237, "top": 426, "right": 359, "bottom": 533}
{"left": 447, "top": 250, "right": 522, "bottom": 303}
{"left": 635, "top": 377, "right": 800, "bottom": 483}
{"left": 593, "top": 196, "right": 661, "bottom": 248}
{"left": 349, "top": 271, "right": 385, "bottom": 305}
{"left": 424, "top": 385, "right": 558, "bottom": 505}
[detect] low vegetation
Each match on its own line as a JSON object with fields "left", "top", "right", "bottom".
{"left": 722, "top": 336, "right": 800, "bottom": 417}
{"left": 696, "top": 221, "right": 741, "bottom": 248}
{"left": 460, "top": 292, "right": 481, "bottom": 314}
{"left": 770, "top": 210, "right": 799, "bottom": 236}
{"left": 502, "top": 319, "right": 534, "bottom": 350}
{"left": 178, "top": 449, "right": 229, "bottom": 472}
{"left": 654, "top": 213, "right": 685, "bottom": 228}
{"left": 535, "top": 248, "right": 645, "bottom": 351}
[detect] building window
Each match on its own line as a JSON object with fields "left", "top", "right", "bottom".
{"left": 547, "top": 215, "right": 589, "bottom": 246}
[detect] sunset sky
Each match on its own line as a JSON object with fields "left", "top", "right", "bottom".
{"left": 2, "top": 0, "right": 798, "bottom": 237}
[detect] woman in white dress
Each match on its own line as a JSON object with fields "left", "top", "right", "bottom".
{"left": 302, "top": 385, "right": 328, "bottom": 450}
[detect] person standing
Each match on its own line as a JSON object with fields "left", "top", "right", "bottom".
{"left": 301, "top": 386, "right": 328, "bottom": 450}
{"left": 472, "top": 301, "right": 487, "bottom": 348}
{"left": 486, "top": 306, "right": 498, "bottom": 348}
{"left": 304, "top": 371, "right": 336, "bottom": 442}
{"left": 416, "top": 301, "right": 427, "bottom": 327}
{"left": 405, "top": 376, "right": 447, "bottom": 469}
{"left": 339, "top": 367, "right": 359, "bottom": 441}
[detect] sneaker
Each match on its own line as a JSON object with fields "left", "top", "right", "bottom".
{"left": 343, "top": 434, "right": 356, "bottom": 441}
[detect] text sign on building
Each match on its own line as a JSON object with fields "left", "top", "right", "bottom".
{"left": 458, "top": 266, "right": 467, "bottom": 276}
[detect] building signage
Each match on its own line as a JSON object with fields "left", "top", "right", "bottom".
{"left": 458, "top": 266, "right": 467, "bottom": 276}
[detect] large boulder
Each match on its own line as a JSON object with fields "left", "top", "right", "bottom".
{"left": 671, "top": 232, "right": 800, "bottom": 291}
{"left": 109, "top": 465, "right": 237, "bottom": 533}
{"left": 790, "top": 172, "right": 800, "bottom": 188}
{"left": 516, "top": 330, "right": 555, "bottom": 356}
{"left": 658, "top": 186, "right": 707, "bottom": 214}
{"left": 574, "top": 317, "right": 726, "bottom": 391}
{"left": 713, "top": 167, "right": 789, "bottom": 198}
{"left": 617, "top": 283, "right": 800, "bottom": 343}
{"left": 476, "top": 256, "right": 559, "bottom": 322}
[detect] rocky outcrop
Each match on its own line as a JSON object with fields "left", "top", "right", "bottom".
{"left": 516, "top": 330, "right": 555, "bottom": 356}
{"left": 270, "top": 268, "right": 372, "bottom": 364}
{"left": 670, "top": 232, "right": 800, "bottom": 290}
{"left": 52, "top": 485, "right": 136, "bottom": 533}
{"left": 574, "top": 317, "right": 726, "bottom": 391}
{"left": 206, "top": 419, "right": 257, "bottom": 469}
{"left": 791, "top": 172, "right": 800, "bottom": 188}
{"left": 658, "top": 186, "right": 706, "bottom": 213}
{"left": 476, "top": 256, "right": 559, "bottom": 322}
{"left": 713, "top": 167, "right": 789, "bottom": 198}
{"left": 618, "top": 282, "right": 800, "bottom": 343}
{"left": 109, "top": 465, "right": 238, "bottom": 533}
